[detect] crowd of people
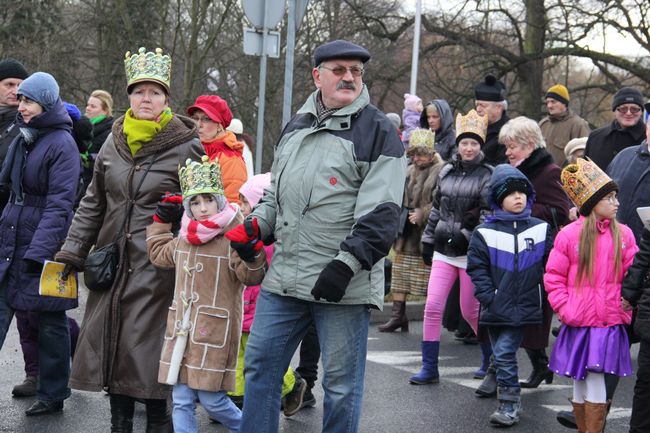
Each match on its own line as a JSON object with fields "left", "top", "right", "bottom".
{"left": 0, "top": 37, "right": 648, "bottom": 433}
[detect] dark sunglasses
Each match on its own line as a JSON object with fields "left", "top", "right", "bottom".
{"left": 616, "top": 106, "right": 642, "bottom": 114}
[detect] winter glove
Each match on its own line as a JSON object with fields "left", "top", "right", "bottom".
{"left": 153, "top": 192, "right": 184, "bottom": 224}
{"left": 461, "top": 212, "right": 478, "bottom": 230}
{"left": 225, "top": 218, "right": 263, "bottom": 262}
{"left": 450, "top": 231, "right": 469, "bottom": 253}
{"left": 421, "top": 243, "right": 434, "bottom": 266}
{"left": 311, "top": 259, "right": 354, "bottom": 302}
{"left": 54, "top": 250, "right": 85, "bottom": 280}
{"left": 24, "top": 259, "right": 44, "bottom": 276}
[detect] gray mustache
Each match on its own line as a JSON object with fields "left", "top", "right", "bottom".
{"left": 337, "top": 82, "right": 356, "bottom": 91}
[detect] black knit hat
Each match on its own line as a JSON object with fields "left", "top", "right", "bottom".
{"left": 493, "top": 177, "right": 532, "bottom": 206}
{"left": 474, "top": 74, "right": 507, "bottom": 102}
{"left": 611, "top": 87, "right": 644, "bottom": 111}
{"left": 0, "top": 59, "right": 28, "bottom": 82}
{"left": 579, "top": 180, "right": 618, "bottom": 217}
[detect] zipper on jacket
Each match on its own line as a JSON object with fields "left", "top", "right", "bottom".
{"left": 513, "top": 221, "right": 520, "bottom": 319}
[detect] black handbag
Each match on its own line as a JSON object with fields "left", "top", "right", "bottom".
{"left": 83, "top": 153, "right": 159, "bottom": 292}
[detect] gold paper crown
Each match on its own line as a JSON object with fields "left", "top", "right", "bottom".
{"left": 409, "top": 128, "right": 435, "bottom": 149}
{"left": 124, "top": 47, "right": 171, "bottom": 93}
{"left": 455, "top": 109, "right": 488, "bottom": 143}
{"left": 179, "top": 156, "right": 224, "bottom": 199}
{"left": 560, "top": 158, "right": 613, "bottom": 208}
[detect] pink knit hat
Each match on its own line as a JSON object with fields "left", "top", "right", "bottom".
{"left": 404, "top": 93, "right": 422, "bottom": 111}
{"left": 239, "top": 173, "right": 271, "bottom": 208}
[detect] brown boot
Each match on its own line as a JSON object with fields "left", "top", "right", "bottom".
{"left": 571, "top": 401, "right": 586, "bottom": 433}
{"left": 378, "top": 300, "right": 408, "bottom": 332}
{"left": 584, "top": 401, "right": 608, "bottom": 433}
{"left": 12, "top": 376, "right": 37, "bottom": 398}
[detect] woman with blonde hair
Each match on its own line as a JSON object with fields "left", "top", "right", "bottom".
{"left": 85, "top": 89, "right": 114, "bottom": 152}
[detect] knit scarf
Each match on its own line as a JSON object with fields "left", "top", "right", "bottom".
{"left": 180, "top": 203, "right": 238, "bottom": 245}
{"left": 90, "top": 114, "right": 107, "bottom": 125}
{"left": 0, "top": 126, "right": 44, "bottom": 202}
{"left": 122, "top": 108, "right": 173, "bottom": 156}
{"left": 202, "top": 131, "right": 244, "bottom": 162}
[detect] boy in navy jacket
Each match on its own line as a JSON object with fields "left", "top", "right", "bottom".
{"left": 467, "top": 164, "right": 553, "bottom": 427}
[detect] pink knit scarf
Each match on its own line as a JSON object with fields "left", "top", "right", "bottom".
{"left": 180, "top": 204, "right": 238, "bottom": 245}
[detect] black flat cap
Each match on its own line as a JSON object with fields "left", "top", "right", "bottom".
{"left": 314, "top": 40, "right": 370, "bottom": 66}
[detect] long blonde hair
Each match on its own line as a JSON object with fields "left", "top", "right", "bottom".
{"left": 576, "top": 212, "right": 622, "bottom": 286}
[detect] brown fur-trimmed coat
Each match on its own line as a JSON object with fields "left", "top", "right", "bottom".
{"left": 394, "top": 154, "right": 444, "bottom": 254}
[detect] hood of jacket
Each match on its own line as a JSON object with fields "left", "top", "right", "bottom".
{"left": 488, "top": 163, "right": 536, "bottom": 211}
{"left": 419, "top": 99, "right": 454, "bottom": 139}
{"left": 16, "top": 99, "right": 72, "bottom": 133}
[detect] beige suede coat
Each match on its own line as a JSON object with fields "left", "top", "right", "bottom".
{"left": 57, "top": 114, "right": 204, "bottom": 399}
{"left": 146, "top": 214, "right": 266, "bottom": 392}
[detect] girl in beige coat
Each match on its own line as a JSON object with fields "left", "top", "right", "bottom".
{"left": 146, "top": 156, "right": 266, "bottom": 433}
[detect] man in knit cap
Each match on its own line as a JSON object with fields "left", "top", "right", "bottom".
{"left": 585, "top": 87, "right": 647, "bottom": 170}
{"left": 474, "top": 74, "right": 510, "bottom": 165}
{"left": 538, "top": 84, "right": 590, "bottom": 166}
{"left": 0, "top": 59, "right": 28, "bottom": 168}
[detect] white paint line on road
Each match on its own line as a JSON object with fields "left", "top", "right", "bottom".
{"left": 542, "top": 405, "right": 631, "bottom": 420}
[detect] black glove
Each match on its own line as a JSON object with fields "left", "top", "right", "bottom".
{"left": 153, "top": 193, "right": 184, "bottom": 224}
{"left": 225, "top": 218, "right": 263, "bottom": 262}
{"left": 450, "top": 231, "right": 469, "bottom": 253}
{"left": 461, "top": 212, "right": 478, "bottom": 230}
{"left": 24, "top": 259, "right": 44, "bottom": 276}
{"left": 311, "top": 260, "right": 354, "bottom": 302}
{"left": 421, "top": 243, "right": 434, "bottom": 266}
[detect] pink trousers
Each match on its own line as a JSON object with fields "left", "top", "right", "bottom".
{"left": 423, "top": 260, "right": 479, "bottom": 342}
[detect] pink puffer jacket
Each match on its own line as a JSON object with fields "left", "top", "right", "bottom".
{"left": 544, "top": 217, "right": 638, "bottom": 328}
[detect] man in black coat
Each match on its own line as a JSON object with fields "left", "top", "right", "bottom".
{"left": 475, "top": 74, "right": 510, "bottom": 166}
{"left": 584, "top": 87, "right": 646, "bottom": 170}
{"left": 0, "top": 59, "right": 28, "bottom": 213}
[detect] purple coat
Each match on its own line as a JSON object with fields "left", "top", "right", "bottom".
{"left": 0, "top": 100, "right": 80, "bottom": 311}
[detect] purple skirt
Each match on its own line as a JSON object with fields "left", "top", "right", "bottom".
{"left": 549, "top": 325, "right": 632, "bottom": 380}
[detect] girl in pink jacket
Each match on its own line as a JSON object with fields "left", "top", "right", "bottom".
{"left": 544, "top": 158, "right": 638, "bottom": 433}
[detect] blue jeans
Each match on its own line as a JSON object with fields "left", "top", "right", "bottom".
{"left": 488, "top": 326, "right": 525, "bottom": 389}
{"left": 240, "top": 290, "right": 371, "bottom": 433}
{"left": 172, "top": 383, "right": 241, "bottom": 433}
{"left": 37, "top": 310, "right": 71, "bottom": 402}
{"left": 0, "top": 282, "right": 15, "bottom": 349}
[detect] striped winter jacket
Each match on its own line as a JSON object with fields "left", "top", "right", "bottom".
{"left": 468, "top": 216, "right": 553, "bottom": 326}
{"left": 250, "top": 86, "right": 407, "bottom": 309}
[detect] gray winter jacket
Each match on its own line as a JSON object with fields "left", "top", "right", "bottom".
{"left": 251, "top": 87, "right": 406, "bottom": 309}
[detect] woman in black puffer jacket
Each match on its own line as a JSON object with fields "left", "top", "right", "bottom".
{"left": 410, "top": 109, "right": 493, "bottom": 385}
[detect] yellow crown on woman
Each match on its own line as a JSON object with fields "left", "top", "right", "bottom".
{"left": 124, "top": 47, "right": 171, "bottom": 93}
{"left": 455, "top": 109, "right": 488, "bottom": 143}
{"left": 409, "top": 128, "right": 436, "bottom": 149}
{"left": 179, "top": 156, "right": 224, "bottom": 198}
{"left": 560, "top": 158, "right": 617, "bottom": 211}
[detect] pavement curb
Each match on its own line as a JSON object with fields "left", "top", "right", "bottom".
{"left": 370, "top": 301, "right": 425, "bottom": 324}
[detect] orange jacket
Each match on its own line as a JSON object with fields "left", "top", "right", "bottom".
{"left": 202, "top": 131, "right": 248, "bottom": 204}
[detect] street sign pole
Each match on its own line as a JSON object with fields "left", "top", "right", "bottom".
{"left": 410, "top": 0, "right": 422, "bottom": 95}
{"left": 254, "top": 0, "right": 269, "bottom": 174}
{"left": 282, "top": 0, "right": 296, "bottom": 129}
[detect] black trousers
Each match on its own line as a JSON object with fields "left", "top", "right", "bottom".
{"left": 296, "top": 323, "right": 320, "bottom": 389}
{"left": 630, "top": 339, "right": 650, "bottom": 433}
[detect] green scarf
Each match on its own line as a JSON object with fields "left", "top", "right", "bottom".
{"left": 89, "top": 114, "right": 107, "bottom": 125}
{"left": 122, "top": 108, "right": 173, "bottom": 156}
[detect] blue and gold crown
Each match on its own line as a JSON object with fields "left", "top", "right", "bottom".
{"left": 179, "top": 156, "right": 224, "bottom": 199}
{"left": 124, "top": 47, "right": 171, "bottom": 93}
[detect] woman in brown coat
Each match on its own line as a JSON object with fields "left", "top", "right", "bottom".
{"left": 55, "top": 47, "right": 204, "bottom": 433}
{"left": 378, "top": 129, "right": 443, "bottom": 332}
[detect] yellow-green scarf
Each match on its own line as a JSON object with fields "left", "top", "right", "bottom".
{"left": 122, "top": 108, "right": 173, "bottom": 156}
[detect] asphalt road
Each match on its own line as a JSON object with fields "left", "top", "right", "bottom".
{"left": 0, "top": 299, "right": 637, "bottom": 432}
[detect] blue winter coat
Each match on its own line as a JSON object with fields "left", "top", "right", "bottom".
{"left": 0, "top": 100, "right": 80, "bottom": 311}
{"left": 467, "top": 164, "right": 552, "bottom": 326}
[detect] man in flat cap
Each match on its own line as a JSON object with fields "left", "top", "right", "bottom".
{"left": 585, "top": 86, "right": 647, "bottom": 170}
{"left": 474, "top": 74, "right": 510, "bottom": 165}
{"left": 538, "top": 84, "right": 590, "bottom": 166}
{"left": 0, "top": 59, "right": 28, "bottom": 210}
{"left": 229, "top": 39, "right": 406, "bottom": 433}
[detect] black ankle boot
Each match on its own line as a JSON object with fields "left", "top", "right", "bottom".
{"left": 520, "top": 348, "right": 553, "bottom": 388}
{"left": 110, "top": 394, "right": 135, "bottom": 433}
{"left": 145, "top": 398, "right": 173, "bottom": 433}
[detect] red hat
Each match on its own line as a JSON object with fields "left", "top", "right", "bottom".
{"left": 187, "top": 95, "right": 233, "bottom": 128}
